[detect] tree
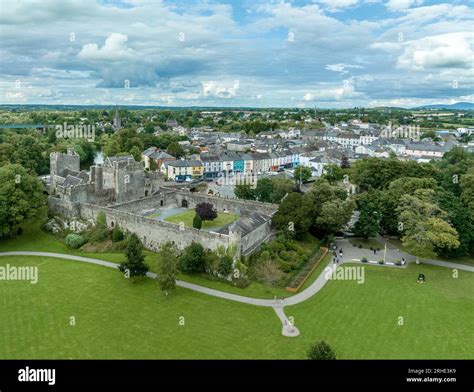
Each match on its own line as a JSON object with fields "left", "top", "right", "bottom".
{"left": 397, "top": 190, "right": 460, "bottom": 261}
{"left": 149, "top": 159, "right": 158, "bottom": 171}
{"left": 460, "top": 173, "right": 474, "bottom": 220}
{"left": 179, "top": 242, "right": 206, "bottom": 274}
{"left": 119, "top": 233, "right": 149, "bottom": 280}
{"left": 103, "top": 136, "right": 121, "bottom": 157}
{"left": 307, "top": 341, "right": 336, "bottom": 360}
{"left": 234, "top": 184, "right": 256, "bottom": 200}
{"left": 193, "top": 213, "right": 202, "bottom": 229}
{"left": 253, "top": 177, "right": 274, "bottom": 202}
{"left": 195, "top": 202, "right": 217, "bottom": 221}
{"left": 293, "top": 166, "right": 312, "bottom": 184}
{"left": 322, "top": 164, "right": 344, "bottom": 184}
{"left": 166, "top": 141, "right": 185, "bottom": 158}
{"left": 156, "top": 242, "right": 178, "bottom": 295}
{"left": 272, "top": 192, "right": 312, "bottom": 238}
{"left": 270, "top": 177, "right": 294, "bottom": 203}
{"left": 0, "top": 164, "right": 46, "bottom": 237}
{"left": 315, "top": 198, "right": 356, "bottom": 235}
{"left": 130, "top": 146, "right": 142, "bottom": 162}
{"left": 353, "top": 192, "right": 380, "bottom": 239}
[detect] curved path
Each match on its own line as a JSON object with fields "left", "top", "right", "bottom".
{"left": 1, "top": 250, "right": 471, "bottom": 336}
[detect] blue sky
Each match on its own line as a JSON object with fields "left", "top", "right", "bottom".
{"left": 0, "top": 0, "right": 473, "bottom": 107}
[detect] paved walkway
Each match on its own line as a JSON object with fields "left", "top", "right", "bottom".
{"left": 333, "top": 238, "right": 474, "bottom": 272}
{"left": 1, "top": 249, "right": 472, "bottom": 336}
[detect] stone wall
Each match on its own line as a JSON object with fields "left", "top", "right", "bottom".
{"left": 48, "top": 196, "right": 233, "bottom": 252}
{"left": 240, "top": 221, "right": 273, "bottom": 256}
{"left": 163, "top": 188, "right": 278, "bottom": 216}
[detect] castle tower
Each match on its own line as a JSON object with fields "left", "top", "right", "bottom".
{"left": 228, "top": 222, "right": 242, "bottom": 260}
{"left": 50, "top": 148, "right": 80, "bottom": 193}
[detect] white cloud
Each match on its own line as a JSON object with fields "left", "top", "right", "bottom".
{"left": 316, "top": 0, "right": 359, "bottom": 12}
{"left": 386, "top": 0, "right": 424, "bottom": 12}
{"left": 78, "top": 33, "right": 135, "bottom": 61}
{"left": 326, "top": 63, "right": 364, "bottom": 74}
{"left": 397, "top": 32, "right": 474, "bottom": 70}
{"left": 201, "top": 80, "right": 239, "bottom": 98}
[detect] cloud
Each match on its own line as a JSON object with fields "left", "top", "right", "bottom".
{"left": 78, "top": 33, "right": 135, "bottom": 61}
{"left": 386, "top": 0, "right": 424, "bottom": 12}
{"left": 201, "top": 80, "right": 239, "bottom": 98}
{"left": 316, "top": 0, "right": 359, "bottom": 12}
{"left": 326, "top": 63, "right": 364, "bottom": 74}
{"left": 0, "top": 0, "right": 473, "bottom": 107}
{"left": 397, "top": 32, "right": 474, "bottom": 70}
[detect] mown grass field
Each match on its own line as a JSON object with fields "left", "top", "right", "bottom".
{"left": 0, "top": 254, "right": 472, "bottom": 359}
{"left": 164, "top": 209, "right": 238, "bottom": 229}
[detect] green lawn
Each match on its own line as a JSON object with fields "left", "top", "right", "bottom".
{"left": 0, "top": 256, "right": 472, "bottom": 359}
{"left": 164, "top": 209, "right": 238, "bottom": 229}
{"left": 0, "top": 221, "right": 292, "bottom": 299}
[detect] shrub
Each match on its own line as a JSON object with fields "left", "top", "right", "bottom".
{"left": 307, "top": 341, "right": 336, "bottom": 360}
{"left": 179, "top": 242, "right": 206, "bottom": 274}
{"left": 64, "top": 234, "right": 87, "bottom": 249}
{"left": 217, "top": 254, "right": 233, "bottom": 276}
{"left": 88, "top": 211, "right": 110, "bottom": 243}
{"left": 192, "top": 213, "right": 202, "bottom": 229}
{"left": 17, "top": 227, "right": 23, "bottom": 236}
{"left": 361, "top": 257, "right": 368, "bottom": 263}
{"left": 395, "top": 260, "right": 402, "bottom": 266}
{"left": 233, "top": 276, "right": 251, "bottom": 288}
{"left": 378, "top": 260, "right": 384, "bottom": 265}
{"left": 112, "top": 224, "right": 124, "bottom": 242}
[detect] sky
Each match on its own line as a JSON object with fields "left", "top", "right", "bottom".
{"left": 0, "top": 0, "right": 473, "bottom": 108}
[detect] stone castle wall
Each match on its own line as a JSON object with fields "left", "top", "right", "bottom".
{"left": 48, "top": 196, "right": 234, "bottom": 252}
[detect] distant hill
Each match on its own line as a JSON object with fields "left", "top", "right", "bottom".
{"left": 413, "top": 102, "right": 474, "bottom": 110}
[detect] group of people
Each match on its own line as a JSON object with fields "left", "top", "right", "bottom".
{"left": 332, "top": 244, "right": 343, "bottom": 264}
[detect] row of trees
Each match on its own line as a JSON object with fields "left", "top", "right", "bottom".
{"left": 350, "top": 148, "right": 474, "bottom": 259}
{"left": 118, "top": 233, "right": 244, "bottom": 295}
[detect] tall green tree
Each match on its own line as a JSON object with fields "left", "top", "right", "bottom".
{"left": 166, "top": 141, "right": 185, "bottom": 158}
{"left": 397, "top": 190, "right": 460, "bottom": 261}
{"left": 293, "top": 166, "right": 312, "bottom": 184}
{"left": 119, "top": 233, "right": 149, "bottom": 280}
{"left": 272, "top": 192, "right": 312, "bottom": 238}
{"left": 0, "top": 164, "right": 46, "bottom": 237}
{"left": 156, "top": 242, "right": 178, "bottom": 295}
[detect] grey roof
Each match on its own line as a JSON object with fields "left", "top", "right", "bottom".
{"left": 143, "top": 147, "right": 158, "bottom": 157}
{"left": 149, "top": 151, "right": 174, "bottom": 160}
{"left": 167, "top": 159, "right": 202, "bottom": 167}
{"left": 215, "top": 212, "right": 270, "bottom": 236}
{"left": 62, "top": 174, "right": 83, "bottom": 187}
{"left": 107, "top": 155, "right": 134, "bottom": 165}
